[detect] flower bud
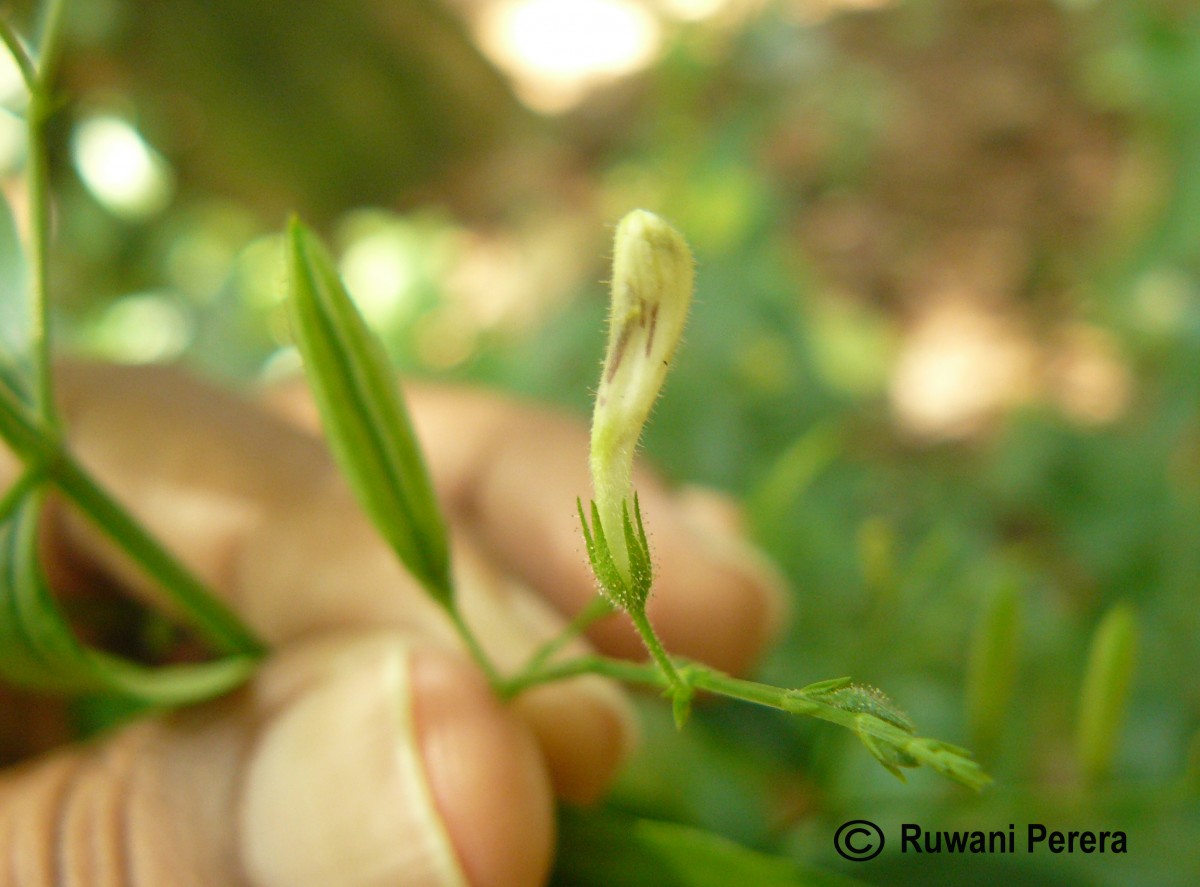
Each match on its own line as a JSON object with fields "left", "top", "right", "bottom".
{"left": 589, "top": 210, "right": 693, "bottom": 582}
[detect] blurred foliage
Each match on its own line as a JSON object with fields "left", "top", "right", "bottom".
{"left": 3, "top": 0, "right": 1199, "bottom": 884}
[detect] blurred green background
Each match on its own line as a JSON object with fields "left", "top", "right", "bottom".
{"left": 2, "top": 0, "right": 1199, "bottom": 884}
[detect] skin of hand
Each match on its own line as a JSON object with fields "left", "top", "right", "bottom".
{"left": 0, "top": 362, "right": 788, "bottom": 887}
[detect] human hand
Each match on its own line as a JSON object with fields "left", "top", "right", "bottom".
{"left": 0, "top": 362, "right": 786, "bottom": 886}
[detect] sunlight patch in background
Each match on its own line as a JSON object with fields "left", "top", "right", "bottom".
{"left": 1046, "top": 324, "right": 1131, "bottom": 425}
{"left": 164, "top": 203, "right": 260, "bottom": 303}
{"left": 660, "top": 0, "right": 736, "bottom": 21}
{"left": 339, "top": 222, "right": 420, "bottom": 329}
{"left": 84, "top": 293, "right": 191, "bottom": 363}
{"left": 888, "top": 297, "right": 1131, "bottom": 439}
{"left": 0, "top": 42, "right": 26, "bottom": 174}
{"left": 889, "top": 296, "right": 1037, "bottom": 440}
{"left": 786, "top": 0, "right": 895, "bottom": 24}
{"left": 474, "top": 0, "right": 662, "bottom": 112}
{"left": 337, "top": 210, "right": 458, "bottom": 331}
{"left": 71, "top": 115, "right": 174, "bottom": 220}
{"left": 471, "top": 0, "right": 751, "bottom": 112}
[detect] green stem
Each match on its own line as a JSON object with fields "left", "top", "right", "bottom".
{"left": 687, "top": 669, "right": 861, "bottom": 731}
{"left": 500, "top": 654, "right": 663, "bottom": 699}
{"left": 0, "top": 18, "right": 37, "bottom": 90}
{"left": 26, "top": 90, "right": 54, "bottom": 426}
{"left": 35, "top": 0, "right": 69, "bottom": 69}
{"left": 25, "top": 0, "right": 69, "bottom": 429}
{"left": 0, "top": 383, "right": 264, "bottom": 656}
{"left": 503, "top": 650, "right": 860, "bottom": 731}
{"left": 0, "top": 466, "right": 43, "bottom": 524}
{"left": 628, "top": 606, "right": 684, "bottom": 694}
{"left": 520, "top": 595, "right": 614, "bottom": 677}
{"left": 496, "top": 648, "right": 990, "bottom": 790}
{"left": 446, "top": 606, "right": 501, "bottom": 688}
{"left": 56, "top": 456, "right": 264, "bottom": 656}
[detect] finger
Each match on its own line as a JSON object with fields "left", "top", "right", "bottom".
{"left": 266, "top": 378, "right": 789, "bottom": 676}
{"left": 0, "top": 632, "right": 554, "bottom": 887}
{"left": 232, "top": 497, "right": 635, "bottom": 802}
{"left": 40, "top": 363, "right": 636, "bottom": 802}
{"left": 451, "top": 542, "right": 636, "bottom": 803}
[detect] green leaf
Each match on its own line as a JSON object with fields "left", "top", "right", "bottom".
{"left": 0, "top": 492, "right": 256, "bottom": 704}
{"left": 855, "top": 722, "right": 917, "bottom": 779}
{"left": 1077, "top": 602, "right": 1138, "bottom": 781}
{"left": 966, "top": 577, "right": 1021, "bottom": 753}
{"left": 286, "top": 219, "right": 452, "bottom": 605}
{"left": 780, "top": 677, "right": 990, "bottom": 790}
{"left": 553, "top": 806, "right": 866, "bottom": 887}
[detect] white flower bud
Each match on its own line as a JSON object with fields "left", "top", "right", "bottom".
{"left": 589, "top": 210, "right": 693, "bottom": 582}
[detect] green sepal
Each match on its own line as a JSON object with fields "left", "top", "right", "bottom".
{"left": 621, "top": 494, "right": 653, "bottom": 608}
{"left": 578, "top": 496, "right": 653, "bottom": 613}
{"left": 781, "top": 674, "right": 989, "bottom": 790}
{"left": 577, "top": 497, "right": 600, "bottom": 570}
{"left": 905, "top": 737, "right": 992, "bottom": 791}
{"left": 855, "top": 720, "right": 917, "bottom": 780}
{"left": 796, "top": 676, "right": 853, "bottom": 696}
{"left": 579, "top": 498, "right": 630, "bottom": 608}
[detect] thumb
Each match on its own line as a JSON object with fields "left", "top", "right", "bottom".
{"left": 0, "top": 633, "right": 554, "bottom": 887}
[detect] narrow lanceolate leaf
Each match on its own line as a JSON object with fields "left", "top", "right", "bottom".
{"left": 286, "top": 219, "right": 452, "bottom": 606}
{"left": 556, "top": 806, "right": 867, "bottom": 887}
{"left": 1077, "top": 602, "right": 1138, "bottom": 781}
{"left": 0, "top": 493, "right": 256, "bottom": 703}
{"left": 966, "top": 579, "right": 1021, "bottom": 753}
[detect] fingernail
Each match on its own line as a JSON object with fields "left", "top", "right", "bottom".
{"left": 239, "top": 639, "right": 470, "bottom": 887}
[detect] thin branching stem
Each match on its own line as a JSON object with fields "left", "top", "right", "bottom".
{"left": 520, "top": 595, "right": 614, "bottom": 677}
{"left": 0, "top": 0, "right": 263, "bottom": 663}
{"left": 445, "top": 607, "right": 501, "bottom": 687}
{"left": 23, "top": 0, "right": 70, "bottom": 428}
{"left": 0, "top": 383, "right": 265, "bottom": 656}
{"left": 503, "top": 653, "right": 792, "bottom": 712}
{"left": 500, "top": 654, "right": 660, "bottom": 698}
{"left": 500, "top": 650, "right": 990, "bottom": 791}
{"left": 35, "top": 0, "right": 69, "bottom": 70}
{"left": 0, "top": 466, "right": 42, "bottom": 525}
{"left": 628, "top": 607, "right": 685, "bottom": 694}
{"left": 0, "top": 18, "right": 36, "bottom": 90}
